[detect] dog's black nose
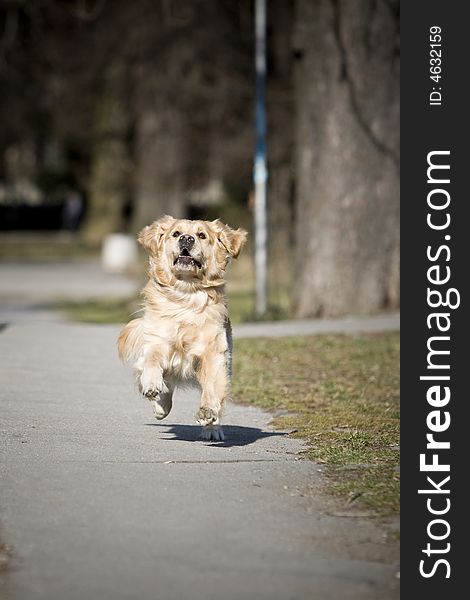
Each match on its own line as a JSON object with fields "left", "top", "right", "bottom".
{"left": 179, "top": 234, "right": 195, "bottom": 249}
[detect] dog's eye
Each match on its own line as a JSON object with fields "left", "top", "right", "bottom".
{"left": 172, "top": 231, "right": 180, "bottom": 238}
{"left": 198, "top": 232, "right": 206, "bottom": 240}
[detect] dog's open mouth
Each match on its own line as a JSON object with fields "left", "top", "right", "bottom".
{"left": 174, "top": 248, "right": 202, "bottom": 269}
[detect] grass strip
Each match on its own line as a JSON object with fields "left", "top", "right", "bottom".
{"left": 232, "top": 333, "right": 400, "bottom": 515}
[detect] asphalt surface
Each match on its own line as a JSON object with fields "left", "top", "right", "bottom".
{"left": 0, "top": 260, "right": 138, "bottom": 301}
{"left": 0, "top": 260, "right": 400, "bottom": 600}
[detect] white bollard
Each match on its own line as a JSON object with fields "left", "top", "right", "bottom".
{"left": 101, "top": 233, "right": 138, "bottom": 274}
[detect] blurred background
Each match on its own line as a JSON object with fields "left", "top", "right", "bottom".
{"left": 0, "top": 0, "right": 399, "bottom": 321}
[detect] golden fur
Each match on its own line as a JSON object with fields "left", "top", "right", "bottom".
{"left": 118, "top": 215, "right": 247, "bottom": 441}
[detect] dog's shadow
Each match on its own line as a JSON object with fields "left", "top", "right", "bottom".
{"left": 145, "top": 422, "right": 286, "bottom": 447}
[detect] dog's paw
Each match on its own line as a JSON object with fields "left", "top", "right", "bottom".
{"left": 200, "top": 424, "right": 225, "bottom": 442}
{"left": 195, "top": 407, "right": 219, "bottom": 426}
{"left": 139, "top": 370, "right": 168, "bottom": 398}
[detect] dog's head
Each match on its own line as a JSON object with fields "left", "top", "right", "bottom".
{"left": 138, "top": 215, "right": 247, "bottom": 287}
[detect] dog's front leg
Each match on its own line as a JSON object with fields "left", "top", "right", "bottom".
{"left": 195, "top": 351, "right": 228, "bottom": 441}
{"left": 137, "top": 348, "right": 172, "bottom": 420}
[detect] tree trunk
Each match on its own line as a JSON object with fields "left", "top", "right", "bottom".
{"left": 267, "top": 0, "right": 295, "bottom": 292}
{"left": 84, "top": 63, "right": 132, "bottom": 243}
{"left": 293, "top": 0, "right": 400, "bottom": 317}
{"left": 131, "top": 104, "right": 186, "bottom": 231}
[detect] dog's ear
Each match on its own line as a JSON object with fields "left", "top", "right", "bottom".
{"left": 138, "top": 215, "right": 176, "bottom": 254}
{"left": 211, "top": 220, "right": 248, "bottom": 259}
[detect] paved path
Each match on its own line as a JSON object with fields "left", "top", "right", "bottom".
{"left": 0, "top": 260, "right": 138, "bottom": 301}
{"left": 0, "top": 260, "right": 399, "bottom": 599}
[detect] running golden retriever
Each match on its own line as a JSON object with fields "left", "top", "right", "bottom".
{"left": 118, "top": 215, "right": 247, "bottom": 441}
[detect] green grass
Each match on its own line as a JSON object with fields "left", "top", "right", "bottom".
{"left": 57, "top": 297, "right": 142, "bottom": 324}
{"left": 227, "top": 288, "right": 291, "bottom": 323}
{"left": 232, "top": 333, "right": 400, "bottom": 515}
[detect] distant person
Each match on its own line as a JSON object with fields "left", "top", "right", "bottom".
{"left": 62, "top": 191, "right": 83, "bottom": 232}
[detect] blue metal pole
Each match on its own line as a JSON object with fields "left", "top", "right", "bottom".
{"left": 254, "top": 0, "right": 268, "bottom": 316}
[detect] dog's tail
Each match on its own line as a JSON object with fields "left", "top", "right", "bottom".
{"left": 117, "top": 317, "right": 144, "bottom": 362}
